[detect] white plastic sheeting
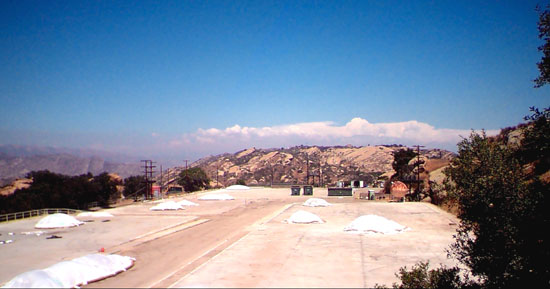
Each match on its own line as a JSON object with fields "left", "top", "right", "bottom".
{"left": 35, "top": 213, "right": 84, "bottom": 229}
{"left": 77, "top": 212, "right": 114, "bottom": 218}
{"left": 177, "top": 200, "right": 199, "bottom": 206}
{"left": 198, "top": 193, "right": 235, "bottom": 201}
{"left": 44, "top": 261, "right": 91, "bottom": 287}
{"left": 224, "top": 185, "right": 250, "bottom": 190}
{"left": 285, "top": 210, "right": 324, "bottom": 224}
{"left": 344, "top": 215, "right": 410, "bottom": 234}
{"left": 303, "top": 198, "right": 332, "bottom": 207}
{"left": 149, "top": 201, "right": 184, "bottom": 211}
{"left": 2, "top": 270, "right": 63, "bottom": 288}
{"left": 21, "top": 231, "right": 44, "bottom": 236}
{"left": 1, "top": 253, "right": 135, "bottom": 288}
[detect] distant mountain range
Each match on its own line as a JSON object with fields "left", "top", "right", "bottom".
{"left": 0, "top": 145, "right": 142, "bottom": 186}
{"left": 159, "top": 145, "right": 455, "bottom": 188}
{"left": 0, "top": 144, "right": 136, "bottom": 163}
{"left": 1, "top": 144, "right": 456, "bottom": 189}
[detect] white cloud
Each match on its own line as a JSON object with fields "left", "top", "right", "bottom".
{"left": 188, "top": 117, "right": 497, "bottom": 144}
{"left": 158, "top": 117, "right": 499, "bottom": 160}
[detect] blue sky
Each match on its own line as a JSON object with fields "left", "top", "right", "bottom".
{"left": 1, "top": 0, "right": 549, "bottom": 165}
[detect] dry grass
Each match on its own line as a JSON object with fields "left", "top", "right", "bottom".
{"left": 0, "top": 178, "right": 32, "bottom": 196}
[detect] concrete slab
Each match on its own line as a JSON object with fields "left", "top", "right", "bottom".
{"left": 0, "top": 211, "right": 196, "bottom": 284}
{"left": 1, "top": 188, "right": 460, "bottom": 288}
{"left": 170, "top": 201, "right": 459, "bottom": 288}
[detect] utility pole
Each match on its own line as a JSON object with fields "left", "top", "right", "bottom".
{"left": 183, "top": 160, "right": 188, "bottom": 171}
{"left": 319, "top": 165, "right": 322, "bottom": 187}
{"left": 141, "top": 160, "right": 149, "bottom": 200}
{"left": 216, "top": 163, "right": 219, "bottom": 188}
{"left": 269, "top": 162, "right": 274, "bottom": 187}
{"left": 413, "top": 145, "right": 425, "bottom": 195}
{"left": 306, "top": 153, "right": 309, "bottom": 185}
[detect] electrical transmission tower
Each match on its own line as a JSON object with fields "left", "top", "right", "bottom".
{"left": 141, "top": 160, "right": 156, "bottom": 200}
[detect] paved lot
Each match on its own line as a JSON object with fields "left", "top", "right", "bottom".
{"left": 171, "top": 199, "right": 459, "bottom": 288}
{"left": 0, "top": 206, "right": 195, "bottom": 284}
{"left": 0, "top": 187, "right": 459, "bottom": 288}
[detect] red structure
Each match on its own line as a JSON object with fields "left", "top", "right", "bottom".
{"left": 151, "top": 185, "right": 161, "bottom": 198}
{"left": 390, "top": 181, "right": 409, "bottom": 200}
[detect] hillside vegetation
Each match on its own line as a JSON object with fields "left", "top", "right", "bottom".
{"left": 160, "top": 145, "right": 454, "bottom": 188}
{"left": 0, "top": 152, "right": 140, "bottom": 187}
{"left": 0, "top": 171, "right": 121, "bottom": 214}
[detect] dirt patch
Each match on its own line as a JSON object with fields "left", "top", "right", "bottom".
{"left": 424, "top": 158, "right": 450, "bottom": 173}
{"left": 0, "top": 178, "right": 32, "bottom": 196}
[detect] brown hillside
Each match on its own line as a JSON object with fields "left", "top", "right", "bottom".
{"left": 0, "top": 178, "right": 32, "bottom": 196}
{"left": 159, "top": 145, "right": 455, "bottom": 189}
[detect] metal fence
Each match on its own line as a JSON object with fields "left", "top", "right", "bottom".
{"left": 0, "top": 208, "right": 81, "bottom": 223}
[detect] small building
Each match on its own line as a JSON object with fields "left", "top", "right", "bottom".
{"left": 152, "top": 185, "right": 161, "bottom": 198}
{"left": 328, "top": 187, "right": 353, "bottom": 196}
{"left": 351, "top": 180, "right": 365, "bottom": 188}
{"left": 166, "top": 185, "right": 183, "bottom": 194}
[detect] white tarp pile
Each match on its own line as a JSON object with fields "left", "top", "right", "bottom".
{"left": 224, "top": 185, "right": 250, "bottom": 190}
{"left": 285, "top": 210, "right": 324, "bottom": 224}
{"left": 21, "top": 231, "right": 44, "bottom": 236}
{"left": 177, "top": 200, "right": 199, "bottom": 206}
{"left": 150, "top": 201, "right": 184, "bottom": 211}
{"left": 35, "top": 213, "right": 84, "bottom": 229}
{"left": 77, "top": 212, "right": 114, "bottom": 218}
{"left": 303, "top": 198, "right": 332, "bottom": 207}
{"left": 198, "top": 193, "right": 235, "bottom": 201}
{"left": 344, "top": 215, "right": 410, "bottom": 234}
{"left": 1, "top": 253, "right": 135, "bottom": 288}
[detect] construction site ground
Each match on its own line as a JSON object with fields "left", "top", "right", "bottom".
{"left": 0, "top": 187, "right": 460, "bottom": 288}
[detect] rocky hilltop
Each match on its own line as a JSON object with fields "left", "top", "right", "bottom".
{"left": 161, "top": 145, "right": 455, "bottom": 188}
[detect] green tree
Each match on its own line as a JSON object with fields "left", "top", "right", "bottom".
{"left": 387, "top": 148, "right": 426, "bottom": 199}
{"left": 535, "top": 4, "right": 550, "bottom": 87}
{"left": 390, "top": 261, "right": 463, "bottom": 289}
{"left": 444, "top": 109, "right": 549, "bottom": 288}
{"left": 391, "top": 5, "right": 550, "bottom": 288}
{"left": 444, "top": 131, "right": 532, "bottom": 288}
{"left": 0, "top": 170, "right": 121, "bottom": 213}
{"left": 391, "top": 148, "right": 417, "bottom": 181}
{"left": 518, "top": 106, "right": 550, "bottom": 175}
{"left": 391, "top": 114, "right": 549, "bottom": 288}
{"left": 91, "top": 172, "right": 119, "bottom": 207}
{"left": 123, "top": 175, "right": 145, "bottom": 198}
{"left": 178, "top": 167, "right": 211, "bottom": 192}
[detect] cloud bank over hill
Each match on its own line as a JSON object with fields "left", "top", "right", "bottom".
{"left": 166, "top": 117, "right": 498, "bottom": 157}
{"left": 1, "top": 117, "right": 500, "bottom": 166}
